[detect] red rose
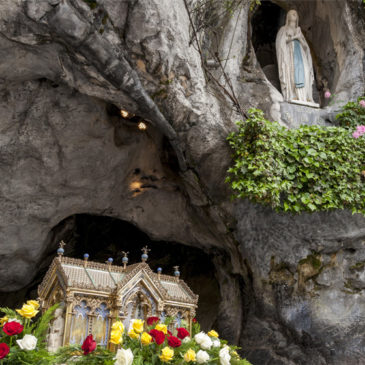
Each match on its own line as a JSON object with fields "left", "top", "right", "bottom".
{"left": 176, "top": 327, "right": 190, "bottom": 340}
{"left": 81, "top": 334, "right": 96, "bottom": 355}
{"left": 3, "top": 321, "right": 24, "bottom": 336}
{"left": 149, "top": 329, "right": 165, "bottom": 345}
{"left": 147, "top": 316, "right": 159, "bottom": 326}
{"left": 0, "top": 343, "right": 9, "bottom": 359}
{"left": 167, "top": 335, "right": 181, "bottom": 348}
{"left": 192, "top": 318, "right": 197, "bottom": 323}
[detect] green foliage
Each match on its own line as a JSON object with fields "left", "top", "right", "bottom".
{"left": 4, "top": 348, "right": 55, "bottom": 365}
{"left": 249, "top": 0, "right": 261, "bottom": 11}
{"left": 192, "top": 321, "right": 201, "bottom": 337}
{"left": 0, "top": 307, "right": 18, "bottom": 319}
{"left": 298, "top": 254, "right": 321, "bottom": 270}
{"left": 336, "top": 96, "right": 365, "bottom": 129}
{"left": 226, "top": 108, "right": 365, "bottom": 214}
{"left": 54, "top": 345, "right": 114, "bottom": 364}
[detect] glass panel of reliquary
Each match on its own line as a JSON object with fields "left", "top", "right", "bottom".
{"left": 93, "top": 303, "right": 110, "bottom": 347}
{"left": 69, "top": 300, "right": 90, "bottom": 345}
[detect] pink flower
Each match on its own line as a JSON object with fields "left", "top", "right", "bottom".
{"left": 359, "top": 100, "right": 365, "bottom": 108}
{"left": 356, "top": 125, "right": 365, "bottom": 134}
{"left": 324, "top": 91, "right": 331, "bottom": 99}
{"left": 353, "top": 131, "right": 360, "bottom": 139}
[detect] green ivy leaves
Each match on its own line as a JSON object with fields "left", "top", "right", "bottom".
{"left": 226, "top": 107, "right": 365, "bottom": 214}
{"left": 336, "top": 97, "right": 365, "bottom": 129}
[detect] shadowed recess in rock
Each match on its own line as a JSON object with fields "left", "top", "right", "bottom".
{"left": 0, "top": 214, "right": 221, "bottom": 332}
{"left": 251, "top": 1, "right": 285, "bottom": 93}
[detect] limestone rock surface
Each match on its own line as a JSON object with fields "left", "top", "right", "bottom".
{"left": 0, "top": 1, "right": 364, "bottom": 364}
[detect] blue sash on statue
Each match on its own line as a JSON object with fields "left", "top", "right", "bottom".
{"left": 293, "top": 39, "right": 305, "bottom": 88}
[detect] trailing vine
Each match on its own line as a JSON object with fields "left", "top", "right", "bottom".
{"left": 226, "top": 99, "right": 365, "bottom": 214}
{"left": 183, "top": 0, "right": 250, "bottom": 118}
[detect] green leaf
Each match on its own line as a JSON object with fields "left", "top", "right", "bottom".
{"left": 225, "top": 104, "right": 365, "bottom": 215}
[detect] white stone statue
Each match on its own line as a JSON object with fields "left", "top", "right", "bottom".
{"left": 276, "top": 10, "right": 316, "bottom": 105}
{"left": 47, "top": 307, "right": 65, "bottom": 353}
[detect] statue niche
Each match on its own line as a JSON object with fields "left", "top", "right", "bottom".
{"left": 276, "top": 10, "right": 317, "bottom": 107}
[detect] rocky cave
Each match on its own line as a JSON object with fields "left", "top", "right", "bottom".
{"left": 0, "top": 213, "right": 223, "bottom": 333}
{"left": 0, "top": 0, "right": 364, "bottom": 364}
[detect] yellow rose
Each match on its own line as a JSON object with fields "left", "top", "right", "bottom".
{"left": 132, "top": 319, "right": 144, "bottom": 334}
{"left": 159, "top": 347, "right": 174, "bottom": 362}
{"left": 110, "top": 329, "right": 123, "bottom": 345}
{"left": 128, "top": 329, "right": 140, "bottom": 339}
{"left": 208, "top": 330, "right": 219, "bottom": 338}
{"left": 155, "top": 323, "right": 168, "bottom": 334}
{"left": 184, "top": 349, "right": 196, "bottom": 362}
{"left": 0, "top": 316, "right": 8, "bottom": 327}
{"left": 112, "top": 321, "right": 124, "bottom": 334}
{"left": 26, "top": 300, "right": 40, "bottom": 310}
{"left": 141, "top": 331, "right": 153, "bottom": 345}
{"left": 16, "top": 304, "right": 38, "bottom": 319}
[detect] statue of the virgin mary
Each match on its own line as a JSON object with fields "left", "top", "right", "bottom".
{"left": 276, "top": 10, "right": 315, "bottom": 103}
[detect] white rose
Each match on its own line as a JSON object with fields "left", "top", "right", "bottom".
{"left": 196, "top": 350, "right": 210, "bottom": 363}
{"left": 8, "top": 318, "right": 22, "bottom": 324}
{"left": 16, "top": 334, "right": 37, "bottom": 351}
{"left": 182, "top": 336, "right": 191, "bottom": 344}
{"left": 114, "top": 348, "right": 134, "bottom": 365}
{"left": 194, "top": 332, "right": 212, "bottom": 350}
{"left": 212, "top": 338, "right": 221, "bottom": 347}
{"left": 219, "top": 346, "right": 231, "bottom": 365}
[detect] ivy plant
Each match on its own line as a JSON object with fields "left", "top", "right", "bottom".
{"left": 226, "top": 108, "right": 365, "bottom": 214}
{"left": 336, "top": 96, "right": 365, "bottom": 129}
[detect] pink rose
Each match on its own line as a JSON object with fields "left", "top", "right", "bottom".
{"left": 359, "top": 100, "right": 365, "bottom": 108}
{"left": 324, "top": 91, "right": 331, "bottom": 99}
{"left": 353, "top": 131, "right": 360, "bottom": 139}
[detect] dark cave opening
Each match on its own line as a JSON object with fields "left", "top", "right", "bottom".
{"left": 0, "top": 214, "right": 221, "bottom": 331}
{"left": 251, "top": 1, "right": 285, "bottom": 93}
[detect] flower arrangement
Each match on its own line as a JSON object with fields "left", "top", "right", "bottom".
{"left": 1, "top": 300, "right": 253, "bottom": 364}
{"left": 56, "top": 316, "right": 253, "bottom": 365}
{"left": 0, "top": 300, "right": 57, "bottom": 364}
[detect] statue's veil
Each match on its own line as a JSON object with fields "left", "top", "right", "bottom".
{"left": 285, "top": 10, "right": 299, "bottom": 28}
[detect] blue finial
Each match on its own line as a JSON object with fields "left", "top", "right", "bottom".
{"left": 84, "top": 253, "right": 89, "bottom": 259}
{"left": 121, "top": 251, "right": 129, "bottom": 270}
{"left": 174, "top": 266, "right": 180, "bottom": 278}
{"left": 57, "top": 241, "right": 66, "bottom": 258}
{"left": 157, "top": 267, "right": 162, "bottom": 273}
{"left": 108, "top": 257, "right": 113, "bottom": 263}
{"left": 141, "top": 246, "right": 151, "bottom": 262}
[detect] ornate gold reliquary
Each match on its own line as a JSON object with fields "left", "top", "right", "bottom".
{"left": 38, "top": 243, "right": 198, "bottom": 351}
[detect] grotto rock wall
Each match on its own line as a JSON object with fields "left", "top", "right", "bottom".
{"left": 0, "top": 0, "right": 364, "bottom": 364}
